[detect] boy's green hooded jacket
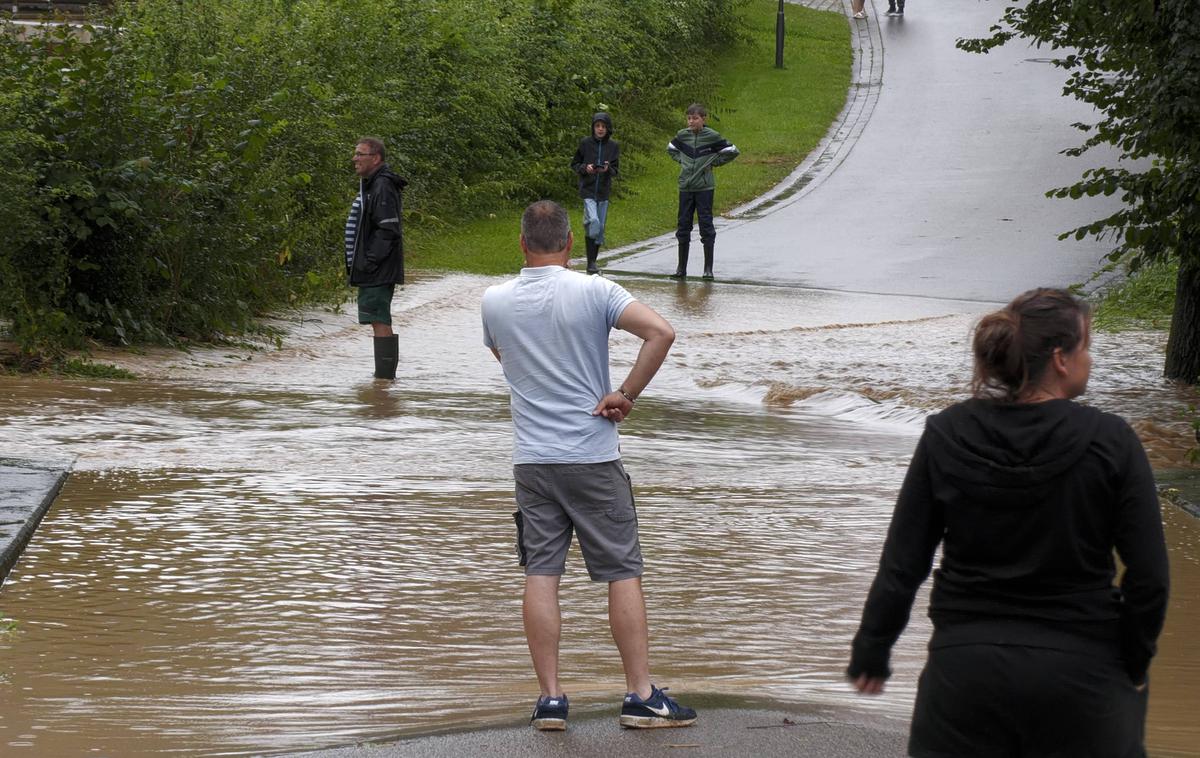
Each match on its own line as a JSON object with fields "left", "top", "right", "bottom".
{"left": 667, "top": 126, "right": 739, "bottom": 191}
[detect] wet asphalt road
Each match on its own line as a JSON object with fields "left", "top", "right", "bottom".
{"left": 607, "top": 0, "right": 1125, "bottom": 302}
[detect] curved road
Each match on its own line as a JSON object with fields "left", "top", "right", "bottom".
{"left": 606, "top": 0, "right": 1124, "bottom": 303}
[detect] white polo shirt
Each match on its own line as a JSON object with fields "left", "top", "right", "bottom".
{"left": 482, "top": 266, "right": 635, "bottom": 464}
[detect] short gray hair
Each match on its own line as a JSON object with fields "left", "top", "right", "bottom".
{"left": 356, "top": 137, "right": 386, "bottom": 160}
{"left": 521, "top": 200, "right": 570, "bottom": 253}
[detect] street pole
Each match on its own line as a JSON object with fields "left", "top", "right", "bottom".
{"left": 775, "top": 0, "right": 785, "bottom": 68}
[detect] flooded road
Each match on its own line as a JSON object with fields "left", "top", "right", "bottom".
{"left": 1, "top": 274, "right": 1197, "bottom": 756}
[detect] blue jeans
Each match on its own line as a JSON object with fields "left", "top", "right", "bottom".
{"left": 583, "top": 198, "right": 609, "bottom": 246}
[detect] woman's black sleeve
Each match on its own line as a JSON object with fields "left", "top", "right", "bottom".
{"left": 847, "top": 432, "right": 945, "bottom": 679}
{"left": 1113, "top": 422, "right": 1169, "bottom": 684}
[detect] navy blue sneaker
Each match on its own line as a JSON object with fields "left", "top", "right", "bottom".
{"left": 530, "top": 693, "right": 568, "bottom": 731}
{"left": 619, "top": 685, "right": 697, "bottom": 728}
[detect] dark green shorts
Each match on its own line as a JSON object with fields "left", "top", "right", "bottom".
{"left": 357, "top": 284, "right": 395, "bottom": 325}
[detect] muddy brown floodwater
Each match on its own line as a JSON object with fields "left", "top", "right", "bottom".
{"left": 1, "top": 274, "right": 1197, "bottom": 756}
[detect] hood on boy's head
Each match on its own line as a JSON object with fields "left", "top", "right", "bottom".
{"left": 592, "top": 112, "right": 614, "bottom": 136}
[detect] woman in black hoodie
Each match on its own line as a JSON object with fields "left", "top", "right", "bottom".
{"left": 847, "top": 288, "right": 1169, "bottom": 757}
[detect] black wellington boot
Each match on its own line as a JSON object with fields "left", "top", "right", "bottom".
{"left": 669, "top": 240, "right": 690, "bottom": 279}
{"left": 702, "top": 242, "right": 715, "bottom": 280}
{"left": 373, "top": 335, "right": 399, "bottom": 380}
{"left": 585, "top": 238, "right": 600, "bottom": 274}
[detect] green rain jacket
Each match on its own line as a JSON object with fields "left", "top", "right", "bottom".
{"left": 667, "top": 126, "right": 739, "bottom": 191}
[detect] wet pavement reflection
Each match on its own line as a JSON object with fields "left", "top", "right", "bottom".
{"left": 0, "top": 274, "right": 1196, "bottom": 756}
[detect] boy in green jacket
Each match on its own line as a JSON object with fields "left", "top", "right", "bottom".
{"left": 666, "top": 103, "right": 739, "bottom": 280}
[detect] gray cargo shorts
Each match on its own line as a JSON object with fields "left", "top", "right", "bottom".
{"left": 513, "top": 459, "right": 644, "bottom": 582}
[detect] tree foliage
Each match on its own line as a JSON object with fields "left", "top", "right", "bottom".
{"left": 0, "top": 0, "right": 742, "bottom": 359}
{"left": 958, "top": 0, "right": 1200, "bottom": 383}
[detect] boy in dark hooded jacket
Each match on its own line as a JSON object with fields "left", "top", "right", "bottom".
{"left": 570, "top": 112, "right": 620, "bottom": 275}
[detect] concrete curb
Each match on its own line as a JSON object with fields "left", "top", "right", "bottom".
{"left": 593, "top": 0, "right": 881, "bottom": 271}
{"left": 726, "top": 0, "right": 883, "bottom": 222}
{"left": 0, "top": 456, "right": 75, "bottom": 587}
{"left": 1159, "top": 472, "right": 1200, "bottom": 519}
{"left": 286, "top": 696, "right": 908, "bottom": 758}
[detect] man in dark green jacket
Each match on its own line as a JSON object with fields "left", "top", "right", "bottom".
{"left": 666, "top": 103, "right": 739, "bottom": 280}
{"left": 345, "top": 137, "right": 408, "bottom": 380}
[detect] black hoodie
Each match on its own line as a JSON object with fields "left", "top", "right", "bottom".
{"left": 848, "top": 398, "right": 1169, "bottom": 684}
{"left": 570, "top": 112, "right": 619, "bottom": 201}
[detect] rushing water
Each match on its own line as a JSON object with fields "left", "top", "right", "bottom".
{"left": 0, "top": 274, "right": 1197, "bottom": 756}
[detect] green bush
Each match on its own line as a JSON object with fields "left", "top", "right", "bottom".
{"left": 0, "top": 0, "right": 742, "bottom": 358}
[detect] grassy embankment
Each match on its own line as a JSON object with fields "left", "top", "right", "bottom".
{"left": 1091, "top": 261, "right": 1195, "bottom": 462}
{"left": 405, "top": 1, "right": 852, "bottom": 276}
{"left": 1092, "top": 260, "right": 1178, "bottom": 332}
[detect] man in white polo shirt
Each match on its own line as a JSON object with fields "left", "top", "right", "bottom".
{"left": 482, "top": 200, "right": 697, "bottom": 732}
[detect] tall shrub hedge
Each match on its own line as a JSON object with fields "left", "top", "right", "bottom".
{"left": 0, "top": 0, "right": 741, "bottom": 358}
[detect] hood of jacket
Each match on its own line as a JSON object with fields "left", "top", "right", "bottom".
{"left": 592, "top": 111, "right": 614, "bottom": 138}
{"left": 364, "top": 163, "right": 408, "bottom": 193}
{"left": 924, "top": 398, "right": 1102, "bottom": 498}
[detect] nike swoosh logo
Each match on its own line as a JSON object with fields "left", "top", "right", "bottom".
{"left": 646, "top": 703, "right": 672, "bottom": 717}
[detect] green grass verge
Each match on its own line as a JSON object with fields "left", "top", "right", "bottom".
{"left": 405, "top": 1, "right": 851, "bottom": 276}
{"left": 0, "top": 344, "right": 139, "bottom": 378}
{"left": 59, "top": 359, "right": 139, "bottom": 379}
{"left": 1093, "top": 259, "right": 1178, "bottom": 332}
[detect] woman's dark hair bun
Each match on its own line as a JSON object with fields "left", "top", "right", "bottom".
{"left": 971, "top": 288, "right": 1090, "bottom": 400}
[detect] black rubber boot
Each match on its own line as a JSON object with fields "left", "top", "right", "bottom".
{"left": 585, "top": 238, "right": 600, "bottom": 275}
{"left": 670, "top": 240, "right": 689, "bottom": 279}
{"left": 702, "top": 242, "right": 715, "bottom": 280}
{"left": 373, "top": 335, "right": 399, "bottom": 380}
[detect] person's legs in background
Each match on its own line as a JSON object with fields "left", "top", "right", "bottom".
{"left": 583, "top": 198, "right": 609, "bottom": 274}
{"left": 695, "top": 190, "right": 716, "bottom": 280}
{"left": 358, "top": 284, "right": 398, "bottom": 379}
{"left": 672, "top": 192, "right": 696, "bottom": 279}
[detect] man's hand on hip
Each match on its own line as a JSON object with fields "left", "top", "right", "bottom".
{"left": 593, "top": 392, "right": 633, "bottom": 423}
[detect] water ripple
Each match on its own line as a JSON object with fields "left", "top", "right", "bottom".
{"left": 0, "top": 276, "right": 1195, "bottom": 756}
